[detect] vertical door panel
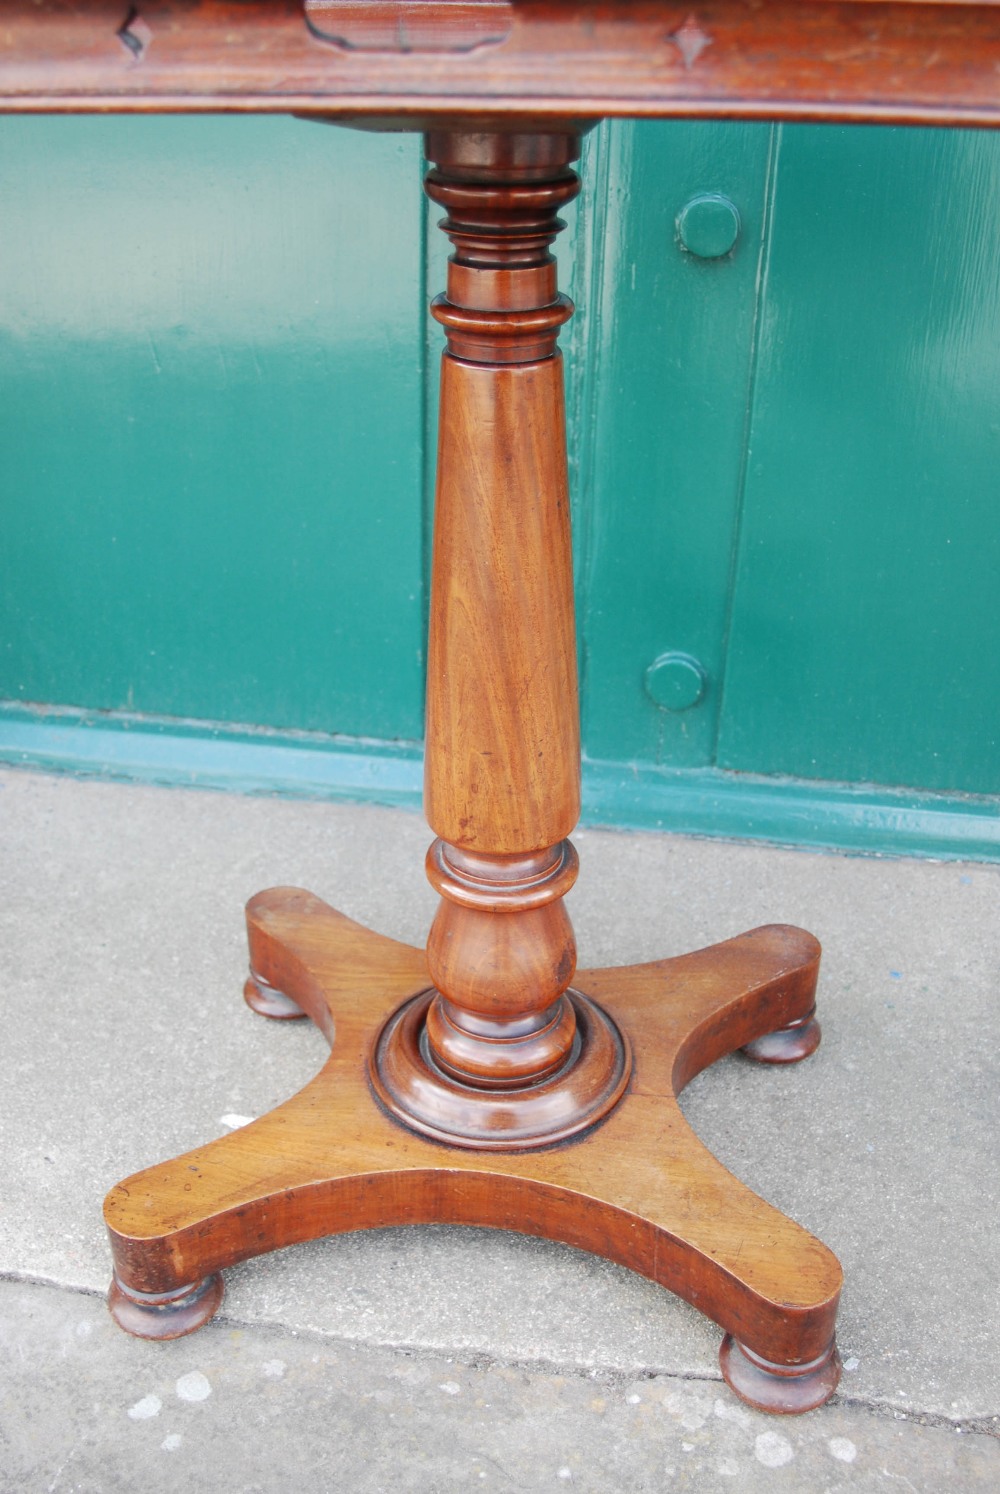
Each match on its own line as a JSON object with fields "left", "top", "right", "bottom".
{"left": 578, "top": 121, "right": 774, "bottom": 768}
{"left": 717, "top": 125, "right": 1000, "bottom": 793}
{"left": 0, "top": 118, "right": 426, "bottom": 741}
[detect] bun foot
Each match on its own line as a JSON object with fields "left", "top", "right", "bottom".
{"left": 244, "top": 971, "right": 306, "bottom": 1020}
{"left": 107, "top": 1273, "right": 224, "bottom": 1340}
{"left": 742, "top": 1008, "right": 821, "bottom": 1064}
{"left": 720, "top": 1334, "right": 841, "bottom": 1413}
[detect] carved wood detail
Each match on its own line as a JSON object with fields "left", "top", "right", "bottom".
{"left": 4, "top": 3, "right": 1000, "bottom": 128}
{"left": 305, "top": 1, "right": 513, "bottom": 54}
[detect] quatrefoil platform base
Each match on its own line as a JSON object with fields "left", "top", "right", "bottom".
{"left": 104, "top": 887, "right": 842, "bottom": 1415}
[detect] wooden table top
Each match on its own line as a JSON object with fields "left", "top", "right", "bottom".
{"left": 2, "top": 1, "right": 999, "bottom": 127}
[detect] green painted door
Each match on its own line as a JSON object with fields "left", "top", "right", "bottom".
{"left": 573, "top": 121, "right": 776, "bottom": 774}
{"left": 572, "top": 120, "right": 1000, "bottom": 853}
{"left": 717, "top": 123, "right": 1000, "bottom": 795}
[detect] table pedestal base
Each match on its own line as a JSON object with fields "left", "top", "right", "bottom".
{"left": 104, "top": 886, "right": 842, "bottom": 1414}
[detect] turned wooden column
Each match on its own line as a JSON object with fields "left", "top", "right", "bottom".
{"left": 424, "top": 131, "right": 581, "bottom": 1084}
{"left": 370, "top": 130, "right": 630, "bottom": 1146}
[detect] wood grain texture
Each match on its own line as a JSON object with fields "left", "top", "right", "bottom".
{"left": 424, "top": 357, "right": 580, "bottom": 850}
{"left": 3, "top": 2, "right": 1000, "bottom": 127}
{"left": 422, "top": 133, "right": 580, "bottom": 859}
{"left": 105, "top": 886, "right": 841, "bottom": 1409}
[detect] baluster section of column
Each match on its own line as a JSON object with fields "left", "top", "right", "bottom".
{"left": 370, "top": 131, "right": 630, "bottom": 1148}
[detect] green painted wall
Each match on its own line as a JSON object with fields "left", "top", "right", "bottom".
{"left": 2, "top": 117, "right": 998, "bottom": 856}
{"left": 0, "top": 118, "right": 426, "bottom": 741}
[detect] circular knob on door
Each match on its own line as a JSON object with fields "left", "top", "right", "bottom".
{"left": 676, "top": 194, "right": 741, "bottom": 259}
{"left": 644, "top": 652, "right": 707, "bottom": 712}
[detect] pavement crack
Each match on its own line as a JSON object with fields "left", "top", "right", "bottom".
{"left": 4, "top": 1273, "right": 997, "bottom": 1440}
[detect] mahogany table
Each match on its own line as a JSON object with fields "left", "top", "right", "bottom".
{"left": 7, "top": 1, "right": 999, "bottom": 1414}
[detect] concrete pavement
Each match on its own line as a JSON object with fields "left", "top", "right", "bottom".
{"left": 2, "top": 768, "right": 997, "bottom": 1489}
